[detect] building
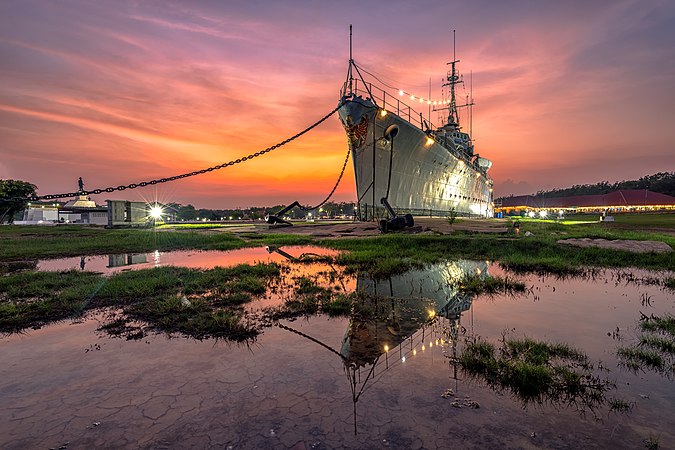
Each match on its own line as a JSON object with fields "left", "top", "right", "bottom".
{"left": 106, "top": 200, "right": 153, "bottom": 227}
{"left": 20, "top": 196, "right": 107, "bottom": 225}
{"left": 21, "top": 203, "right": 59, "bottom": 222}
{"left": 496, "top": 189, "right": 675, "bottom": 215}
{"left": 59, "top": 195, "right": 108, "bottom": 225}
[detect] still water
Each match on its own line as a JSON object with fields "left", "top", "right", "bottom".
{"left": 1, "top": 248, "right": 673, "bottom": 449}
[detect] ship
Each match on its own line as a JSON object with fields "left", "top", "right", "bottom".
{"left": 337, "top": 31, "right": 494, "bottom": 224}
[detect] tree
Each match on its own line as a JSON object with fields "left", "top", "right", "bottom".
{"left": 0, "top": 179, "right": 37, "bottom": 224}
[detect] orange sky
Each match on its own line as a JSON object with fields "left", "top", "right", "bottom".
{"left": 1, "top": 1, "right": 674, "bottom": 208}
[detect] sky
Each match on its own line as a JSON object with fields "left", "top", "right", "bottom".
{"left": 1, "top": 0, "right": 674, "bottom": 208}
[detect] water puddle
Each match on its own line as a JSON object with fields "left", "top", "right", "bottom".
{"left": 1, "top": 250, "right": 674, "bottom": 449}
{"left": 35, "top": 245, "right": 340, "bottom": 274}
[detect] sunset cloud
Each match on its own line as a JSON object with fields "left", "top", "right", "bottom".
{"left": 1, "top": 0, "right": 673, "bottom": 206}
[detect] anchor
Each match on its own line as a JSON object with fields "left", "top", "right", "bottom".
{"left": 379, "top": 197, "right": 414, "bottom": 233}
{"left": 265, "top": 201, "right": 301, "bottom": 226}
{"left": 378, "top": 124, "right": 413, "bottom": 233}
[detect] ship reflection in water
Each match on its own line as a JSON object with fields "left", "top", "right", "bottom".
{"left": 278, "top": 259, "right": 488, "bottom": 434}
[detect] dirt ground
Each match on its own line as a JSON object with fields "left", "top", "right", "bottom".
{"left": 557, "top": 238, "right": 672, "bottom": 254}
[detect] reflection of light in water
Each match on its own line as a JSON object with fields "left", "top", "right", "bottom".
{"left": 153, "top": 250, "right": 161, "bottom": 267}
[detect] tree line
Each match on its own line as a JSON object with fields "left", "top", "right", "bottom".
{"left": 496, "top": 172, "right": 675, "bottom": 200}
{"left": 166, "top": 201, "right": 356, "bottom": 221}
{"left": 533, "top": 172, "right": 674, "bottom": 198}
{"left": 0, "top": 178, "right": 357, "bottom": 224}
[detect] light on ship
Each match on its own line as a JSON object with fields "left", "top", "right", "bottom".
{"left": 380, "top": 109, "right": 387, "bottom": 117}
{"left": 425, "top": 136, "right": 434, "bottom": 146}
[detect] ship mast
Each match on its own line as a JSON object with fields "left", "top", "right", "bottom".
{"left": 348, "top": 25, "right": 354, "bottom": 95}
{"left": 444, "top": 29, "right": 463, "bottom": 129}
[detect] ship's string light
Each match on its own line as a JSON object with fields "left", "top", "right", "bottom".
{"left": 398, "top": 88, "right": 451, "bottom": 105}
{"left": 354, "top": 62, "right": 460, "bottom": 105}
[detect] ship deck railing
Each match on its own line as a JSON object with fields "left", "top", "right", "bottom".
{"left": 353, "top": 80, "right": 478, "bottom": 169}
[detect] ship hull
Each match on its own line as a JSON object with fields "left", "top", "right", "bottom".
{"left": 338, "top": 97, "right": 493, "bottom": 218}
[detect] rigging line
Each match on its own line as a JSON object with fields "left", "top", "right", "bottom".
{"left": 355, "top": 62, "right": 431, "bottom": 90}
{"left": 30, "top": 103, "right": 344, "bottom": 201}
{"left": 297, "top": 146, "right": 351, "bottom": 211}
{"left": 353, "top": 63, "right": 398, "bottom": 91}
{"left": 277, "top": 323, "right": 346, "bottom": 361}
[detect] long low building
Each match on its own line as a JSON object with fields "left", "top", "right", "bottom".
{"left": 496, "top": 189, "right": 675, "bottom": 215}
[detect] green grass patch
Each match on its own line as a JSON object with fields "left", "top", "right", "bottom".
{"left": 617, "top": 313, "right": 675, "bottom": 378}
{"left": 272, "top": 275, "right": 355, "bottom": 319}
{"left": 458, "top": 336, "right": 615, "bottom": 413}
{"left": 0, "top": 263, "right": 281, "bottom": 340}
{"left": 665, "top": 277, "right": 675, "bottom": 290}
{"left": 0, "top": 225, "right": 247, "bottom": 260}
{"left": 458, "top": 275, "right": 527, "bottom": 295}
{"left": 321, "top": 226, "right": 674, "bottom": 278}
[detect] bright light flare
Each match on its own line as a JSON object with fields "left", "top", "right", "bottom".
{"left": 149, "top": 205, "right": 163, "bottom": 220}
{"left": 539, "top": 210, "right": 548, "bottom": 218}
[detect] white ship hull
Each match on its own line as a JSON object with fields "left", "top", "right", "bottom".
{"left": 339, "top": 96, "right": 494, "bottom": 219}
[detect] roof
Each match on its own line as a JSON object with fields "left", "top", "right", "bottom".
{"left": 498, "top": 190, "right": 675, "bottom": 208}
{"left": 62, "top": 195, "right": 99, "bottom": 209}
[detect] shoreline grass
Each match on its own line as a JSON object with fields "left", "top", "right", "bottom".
{"left": 0, "top": 263, "right": 281, "bottom": 339}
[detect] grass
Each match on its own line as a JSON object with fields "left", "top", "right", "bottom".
{"left": 665, "top": 277, "right": 675, "bottom": 290}
{"left": 271, "top": 275, "right": 356, "bottom": 319}
{"left": 515, "top": 212, "right": 675, "bottom": 228}
{"left": 322, "top": 226, "right": 674, "bottom": 278}
{"left": 458, "top": 336, "right": 615, "bottom": 413}
{"left": 617, "top": 313, "right": 675, "bottom": 378}
{"left": 458, "top": 274, "right": 527, "bottom": 295}
{"left": 1, "top": 216, "right": 673, "bottom": 277}
{"left": 0, "top": 225, "right": 247, "bottom": 260}
{"left": 608, "top": 398, "right": 634, "bottom": 414}
{"left": 0, "top": 263, "right": 281, "bottom": 340}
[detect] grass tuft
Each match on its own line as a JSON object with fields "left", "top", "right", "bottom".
{"left": 458, "top": 336, "right": 613, "bottom": 412}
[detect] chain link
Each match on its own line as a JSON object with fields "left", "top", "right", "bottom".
{"left": 30, "top": 104, "right": 343, "bottom": 201}
{"left": 297, "top": 147, "right": 351, "bottom": 211}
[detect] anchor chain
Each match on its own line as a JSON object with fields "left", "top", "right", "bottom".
{"left": 297, "top": 146, "right": 351, "bottom": 211}
{"left": 29, "top": 103, "right": 344, "bottom": 201}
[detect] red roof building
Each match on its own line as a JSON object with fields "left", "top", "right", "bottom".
{"left": 496, "top": 190, "right": 675, "bottom": 213}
